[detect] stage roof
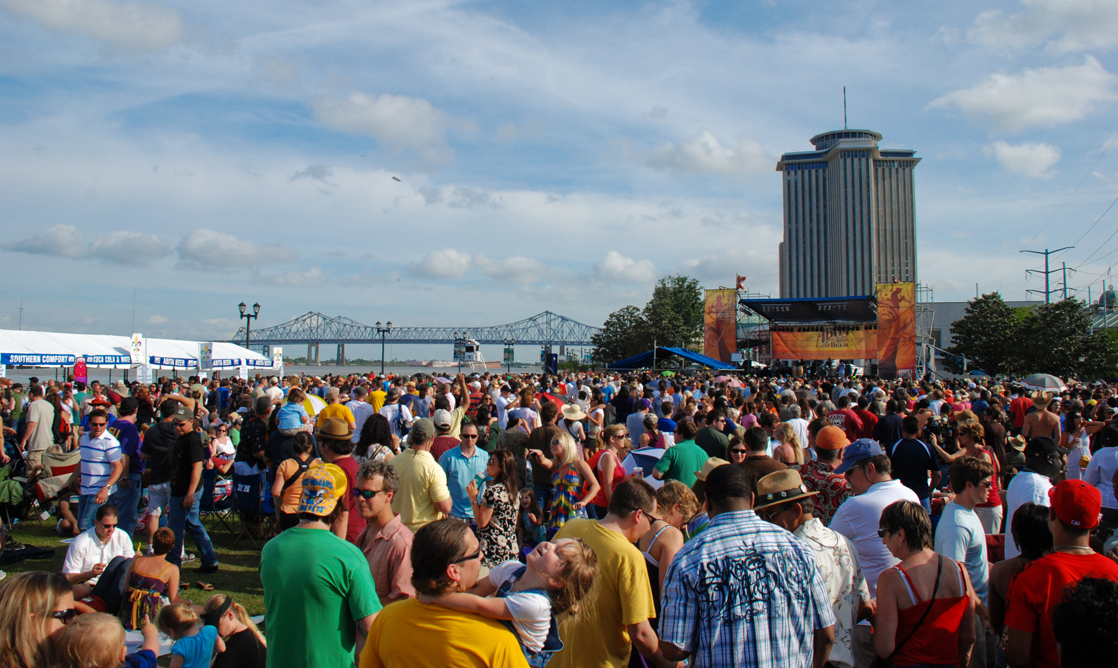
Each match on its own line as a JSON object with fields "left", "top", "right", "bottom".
{"left": 740, "top": 296, "right": 878, "bottom": 324}
{"left": 607, "top": 347, "right": 734, "bottom": 371}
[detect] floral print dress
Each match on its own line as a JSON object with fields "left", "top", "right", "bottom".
{"left": 479, "top": 482, "right": 519, "bottom": 567}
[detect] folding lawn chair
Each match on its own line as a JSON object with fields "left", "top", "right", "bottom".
{"left": 233, "top": 471, "right": 271, "bottom": 549}
{"left": 199, "top": 468, "right": 236, "bottom": 537}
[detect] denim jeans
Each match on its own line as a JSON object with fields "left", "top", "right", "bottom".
{"left": 167, "top": 494, "right": 218, "bottom": 569}
{"left": 77, "top": 493, "right": 107, "bottom": 531}
{"left": 108, "top": 473, "right": 143, "bottom": 537}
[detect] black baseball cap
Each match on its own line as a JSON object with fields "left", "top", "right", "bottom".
{"left": 1024, "top": 436, "right": 1069, "bottom": 458}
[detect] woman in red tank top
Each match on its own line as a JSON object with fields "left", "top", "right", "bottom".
{"left": 588, "top": 424, "right": 629, "bottom": 519}
{"left": 875, "top": 500, "right": 977, "bottom": 668}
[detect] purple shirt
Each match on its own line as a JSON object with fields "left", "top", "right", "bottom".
{"left": 108, "top": 418, "right": 144, "bottom": 475}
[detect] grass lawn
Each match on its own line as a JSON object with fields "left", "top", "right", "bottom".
{"left": 3, "top": 515, "right": 267, "bottom": 616}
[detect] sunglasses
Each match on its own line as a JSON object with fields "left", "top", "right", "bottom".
{"left": 730, "top": 449, "right": 748, "bottom": 455}
{"left": 352, "top": 488, "right": 386, "bottom": 500}
{"left": 451, "top": 546, "right": 482, "bottom": 564}
{"left": 89, "top": 422, "right": 107, "bottom": 428}
{"left": 52, "top": 608, "right": 79, "bottom": 624}
{"left": 99, "top": 522, "right": 118, "bottom": 529}
{"left": 877, "top": 529, "right": 890, "bottom": 538}
{"left": 461, "top": 434, "right": 478, "bottom": 439}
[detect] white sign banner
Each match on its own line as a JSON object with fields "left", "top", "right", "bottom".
{"left": 199, "top": 342, "right": 214, "bottom": 371}
{"left": 0, "top": 365, "right": 6, "bottom": 379}
{"left": 137, "top": 365, "right": 153, "bottom": 384}
{"left": 130, "top": 333, "right": 146, "bottom": 366}
{"left": 272, "top": 347, "right": 283, "bottom": 375}
{"left": 239, "top": 365, "right": 249, "bottom": 381}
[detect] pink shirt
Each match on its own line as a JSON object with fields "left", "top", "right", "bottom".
{"left": 357, "top": 514, "right": 416, "bottom": 604}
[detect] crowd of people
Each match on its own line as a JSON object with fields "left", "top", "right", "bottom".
{"left": 3, "top": 370, "right": 1118, "bottom": 667}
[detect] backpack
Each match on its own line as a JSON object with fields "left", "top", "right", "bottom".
{"left": 52, "top": 410, "right": 71, "bottom": 445}
{"left": 386, "top": 405, "right": 411, "bottom": 437}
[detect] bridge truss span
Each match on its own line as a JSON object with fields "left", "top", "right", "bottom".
{"left": 229, "top": 311, "right": 600, "bottom": 349}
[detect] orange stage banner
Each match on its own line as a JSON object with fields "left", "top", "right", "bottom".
{"left": 876, "top": 282, "right": 916, "bottom": 380}
{"left": 703, "top": 289, "right": 737, "bottom": 363}
{"left": 771, "top": 328, "right": 877, "bottom": 360}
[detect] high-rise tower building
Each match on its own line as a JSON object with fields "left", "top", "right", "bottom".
{"left": 776, "top": 129, "right": 919, "bottom": 298}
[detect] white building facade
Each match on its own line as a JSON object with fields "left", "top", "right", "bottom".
{"left": 776, "top": 130, "right": 920, "bottom": 298}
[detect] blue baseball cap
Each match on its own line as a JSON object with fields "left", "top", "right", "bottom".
{"left": 834, "top": 438, "right": 886, "bottom": 474}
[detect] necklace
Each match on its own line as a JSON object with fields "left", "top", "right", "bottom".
{"left": 1054, "top": 545, "right": 1094, "bottom": 554}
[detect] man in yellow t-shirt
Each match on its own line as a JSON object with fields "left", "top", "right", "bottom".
{"left": 551, "top": 478, "right": 667, "bottom": 668}
{"left": 360, "top": 519, "right": 527, "bottom": 668}
{"left": 317, "top": 387, "right": 356, "bottom": 432}
{"left": 389, "top": 418, "right": 452, "bottom": 531}
{"left": 370, "top": 377, "right": 388, "bottom": 413}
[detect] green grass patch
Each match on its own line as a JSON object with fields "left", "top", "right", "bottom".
{"left": 3, "top": 517, "right": 265, "bottom": 616}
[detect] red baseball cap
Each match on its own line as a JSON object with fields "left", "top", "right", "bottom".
{"left": 1048, "top": 480, "right": 1102, "bottom": 529}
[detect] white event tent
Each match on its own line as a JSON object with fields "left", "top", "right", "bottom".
{"left": 0, "top": 329, "right": 275, "bottom": 370}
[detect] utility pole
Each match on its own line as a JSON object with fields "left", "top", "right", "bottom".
{"left": 1020, "top": 246, "right": 1073, "bottom": 303}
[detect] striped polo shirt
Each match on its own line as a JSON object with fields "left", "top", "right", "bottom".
{"left": 80, "top": 431, "right": 122, "bottom": 496}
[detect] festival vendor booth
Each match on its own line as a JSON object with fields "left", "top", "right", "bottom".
{"left": 0, "top": 329, "right": 275, "bottom": 378}
{"left": 740, "top": 282, "right": 917, "bottom": 380}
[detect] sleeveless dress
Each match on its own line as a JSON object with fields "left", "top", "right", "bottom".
{"left": 888, "top": 557, "right": 969, "bottom": 667}
{"left": 548, "top": 466, "right": 584, "bottom": 534}
{"left": 120, "top": 561, "right": 172, "bottom": 631}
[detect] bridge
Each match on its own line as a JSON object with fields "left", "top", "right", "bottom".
{"left": 228, "top": 311, "right": 600, "bottom": 364}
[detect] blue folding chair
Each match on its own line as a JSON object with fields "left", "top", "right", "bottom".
{"left": 233, "top": 472, "right": 271, "bottom": 548}
{"left": 199, "top": 468, "right": 235, "bottom": 537}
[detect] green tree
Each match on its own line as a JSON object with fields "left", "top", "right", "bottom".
{"left": 1017, "top": 299, "right": 1118, "bottom": 379}
{"left": 642, "top": 274, "right": 703, "bottom": 349}
{"left": 591, "top": 305, "right": 647, "bottom": 364}
{"left": 945, "top": 293, "right": 1020, "bottom": 376}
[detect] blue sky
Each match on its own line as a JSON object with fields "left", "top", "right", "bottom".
{"left": 3, "top": 0, "right": 1118, "bottom": 361}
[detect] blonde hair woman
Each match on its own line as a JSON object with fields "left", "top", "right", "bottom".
{"left": 202, "top": 594, "right": 267, "bottom": 667}
{"left": 529, "top": 431, "right": 600, "bottom": 535}
{"left": 0, "top": 571, "right": 76, "bottom": 668}
{"left": 772, "top": 423, "right": 805, "bottom": 465}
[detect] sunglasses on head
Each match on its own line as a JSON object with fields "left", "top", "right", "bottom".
{"left": 451, "top": 546, "right": 482, "bottom": 564}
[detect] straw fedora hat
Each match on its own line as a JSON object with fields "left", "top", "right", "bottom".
{"left": 1031, "top": 391, "right": 1053, "bottom": 409}
{"left": 561, "top": 404, "right": 587, "bottom": 421}
{"left": 315, "top": 416, "right": 354, "bottom": 441}
{"left": 753, "top": 470, "right": 819, "bottom": 510}
{"left": 694, "top": 457, "right": 729, "bottom": 482}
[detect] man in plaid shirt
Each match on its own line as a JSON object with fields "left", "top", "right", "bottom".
{"left": 659, "top": 465, "right": 836, "bottom": 668}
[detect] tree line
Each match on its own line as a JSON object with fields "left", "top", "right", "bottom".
{"left": 945, "top": 293, "right": 1118, "bottom": 379}
{"left": 590, "top": 274, "right": 705, "bottom": 364}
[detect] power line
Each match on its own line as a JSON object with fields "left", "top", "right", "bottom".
{"left": 1072, "top": 190, "right": 1118, "bottom": 267}
{"left": 1021, "top": 246, "right": 1074, "bottom": 303}
{"left": 1024, "top": 129, "right": 1118, "bottom": 249}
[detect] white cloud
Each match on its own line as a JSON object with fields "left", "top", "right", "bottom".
{"left": 4, "top": 225, "right": 171, "bottom": 264}
{"left": 268, "top": 267, "right": 324, "bottom": 287}
{"left": 644, "top": 131, "right": 772, "bottom": 176}
{"left": 291, "top": 164, "right": 333, "bottom": 183}
{"left": 928, "top": 57, "right": 1118, "bottom": 132}
{"left": 592, "top": 251, "right": 656, "bottom": 283}
{"left": 147, "top": 314, "right": 168, "bottom": 325}
{"left": 985, "top": 141, "right": 1061, "bottom": 178}
{"left": 312, "top": 93, "right": 470, "bottom": 168}
{"left": 5, "top": 224, "right": 85, "bottom": 258}
{"left": 88, "top": 230, "right": 172, "bottom": 264}
{"left": 407, "top": 248, "right": 472, "bottom": 279}
{"left": 447, "top": 186, "right": 503, "bottom": 210}
{"left": 970, "top": 1, "right": 1118, "bottom": 53}
{"left": 473, "top": 254, "right": 546, "bottom": 284}
{"left": 0, "top": 0, "right": 183, "bottom": 52}
{"left": 176, "top": 229, "right": 298, "bottom": 269}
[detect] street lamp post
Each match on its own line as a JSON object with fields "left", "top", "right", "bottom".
{"left": 376, "top": 321, "right": 393, "bottom": 376}
{"left": 238, "top": 301, "right": 260, "bottom": 351}
{"left": 454, "top": 331, "right": 466, "bottom": 374}
{"left": 503, "top": 338, "right": 515, "bottom": 375}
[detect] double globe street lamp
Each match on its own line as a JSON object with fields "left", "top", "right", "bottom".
{"left": 239, "top": 301, "right": 261, "bottom": 350}
{"left": 376, "top": 321, "right": 393, "bottom": 375}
